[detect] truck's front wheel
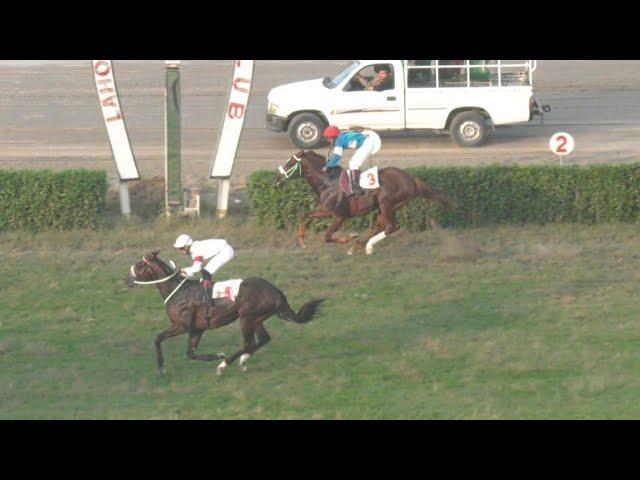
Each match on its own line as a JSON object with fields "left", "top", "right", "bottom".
{"left": 288, "top": 113, "right": 327, "bottom": 149}
{"left": 449, "top": 111, "right": 488, "bottom": 147}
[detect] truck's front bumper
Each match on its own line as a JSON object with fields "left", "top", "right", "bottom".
{"left": 530, "top": 99, "right": 551, "bottom": 122}
{"left": 266, "top": 114, "right": 287, "bottom": 132}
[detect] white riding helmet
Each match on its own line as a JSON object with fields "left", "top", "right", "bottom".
{"left": 173, "top": 234, "right": 194, "bottom": 249}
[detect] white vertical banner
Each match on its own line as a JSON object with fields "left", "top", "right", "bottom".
{"left": 92, "top": 60, "right": 140, "bottom": 180}
{"left": 210, "top": 60, "right": 254, "bottom": 179}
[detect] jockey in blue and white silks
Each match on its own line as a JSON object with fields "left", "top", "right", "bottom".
{"left": 323, "top": 125, "right": 381, "bottom": 195}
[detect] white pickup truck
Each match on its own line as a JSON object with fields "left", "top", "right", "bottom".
{"left": 266, "top": 60, "right": 549, "bottom": 148}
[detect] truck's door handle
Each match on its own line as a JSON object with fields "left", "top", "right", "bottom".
{"left": 387, "top": 96, "right": 396, "bottom": 101}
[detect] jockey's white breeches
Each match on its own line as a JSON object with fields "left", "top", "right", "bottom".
{"left": 349, "top": 130, "right": 381, "bottom": 170}
{"left": 204, "top": 244, "right": 234, "bottom": 276}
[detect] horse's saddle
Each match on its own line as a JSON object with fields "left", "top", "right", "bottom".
{"left": 338, "top": 166, "right": 381, "bottom": 195}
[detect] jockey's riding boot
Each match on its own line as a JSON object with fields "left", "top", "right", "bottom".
{"left": 350, "top": 169, "right": 364, "bottom": 195}
{"left": 202, "top": 279, "right": 214, "bottom": 306}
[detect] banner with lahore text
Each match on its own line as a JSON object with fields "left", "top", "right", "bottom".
{"left": 92, "top": 60, "right": 140, "bottom": 180}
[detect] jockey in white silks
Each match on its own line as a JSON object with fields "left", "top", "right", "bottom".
{"left": 173, "top": 234, "right": 235, "bottom": 304}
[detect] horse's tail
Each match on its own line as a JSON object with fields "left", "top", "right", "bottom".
{"left": 415, "top": 178, "right": 458, "bottom": 210}
{"left": 279, "top": 297, "right": 325, "bottom": 324}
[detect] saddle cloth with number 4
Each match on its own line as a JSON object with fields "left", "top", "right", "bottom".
{"left": 212, "top": 279, "right": 243, "bottom": 302}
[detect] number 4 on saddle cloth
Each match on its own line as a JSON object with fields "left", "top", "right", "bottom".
{"left": 339, "top": 166, "right": 380, "bottom": 195}
{"left": 212, "top": 279, "right": 243, "bottom": 302}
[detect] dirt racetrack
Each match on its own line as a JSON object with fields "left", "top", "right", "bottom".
{"left": 1, "top": 60, "right": 640, "bottom": 189}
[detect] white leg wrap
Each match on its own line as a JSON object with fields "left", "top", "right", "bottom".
{"left": 216, "top": 360, "right": 228, "bottom": 376}
{"left": 366, "top": 231, "right": 387, "bottom": 255}
{"left": 239, "top": 353, "right": 250, "bottom": 372}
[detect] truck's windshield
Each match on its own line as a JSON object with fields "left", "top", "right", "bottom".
{"left": 323, "top": 61, "right": 361, "bottom": 89}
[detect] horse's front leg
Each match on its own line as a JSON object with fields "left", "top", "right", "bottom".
{"left": 297, "top": 207, "right": 332, "bottom": 248}
{"left": 186, "top": 330, "right": 226, "bottom": 362}
{"left": 323, "top": 216, "right": 358, "bottom": 245}
{"left": 154, "top": 323, "right": 187, "bottom": 375}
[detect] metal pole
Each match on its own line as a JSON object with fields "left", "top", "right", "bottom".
{"left": 165, "top": 60, "right": 182, "bottom": 216}
{"left": 216, "top": 179, "right": 230, "bottom": 219}
{"left": 118, "top": 180, "right": 131, "bottom": 216}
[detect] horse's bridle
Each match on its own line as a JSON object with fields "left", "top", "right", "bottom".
{"left": 129, "top": 258, "right": 188, "bottom": 305}
{"left": 278, "top": 154, "right": 302, "bottom": 179}
{"left": 129, "top": 259, "right": 179, "bottom": 285}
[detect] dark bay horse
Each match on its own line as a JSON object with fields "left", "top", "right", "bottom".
{"left": 274, "top": 150, "right": 457, "bottom": 255}
{"left": 125, "top": 251, "right": 323, "bottom": 376}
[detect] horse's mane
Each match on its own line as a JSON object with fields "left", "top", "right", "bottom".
{"left": 302, "top": 150, "right": 343, "bottom": 174}
{"left": 146, "top": 252, "right": 175, "bottom": 276}
{"left": 301, "top": 150, "right": 325, "bottom": 166}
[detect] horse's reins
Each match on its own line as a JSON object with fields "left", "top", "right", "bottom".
{"left": 130, "top": 259, "right": 188, "bottom": 305}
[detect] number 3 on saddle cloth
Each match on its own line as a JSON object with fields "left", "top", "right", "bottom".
{"left": 339, "top": 166, "right": 381, "bottom": 195}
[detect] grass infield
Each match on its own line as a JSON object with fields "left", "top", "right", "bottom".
{"left": 1, "top": 215, "right": 640, "bottom": 419}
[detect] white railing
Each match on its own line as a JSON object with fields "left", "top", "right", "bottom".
{"left": 406, "top": 60, "right": 535, "bottom": 88}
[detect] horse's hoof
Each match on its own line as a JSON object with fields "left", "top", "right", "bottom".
{"left": 347, "top": 249, "right": 354, "bottom": 255}
{"left": 365, "top": 248, "right": 373, "bottom": 255}
{"left": 240, "top": 364, "right": 248, "bottom": 373}
{"left": 159, "top": 367, "right": 166, "bottom": 376}
{"left": 218, "top": 352, "right": 226, "bottom": 360}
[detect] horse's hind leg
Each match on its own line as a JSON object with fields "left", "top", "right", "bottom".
{"left": 239, "top": 321, "right": 272, "bottom": 373}
{"left": 155, "top": 324, "right": 187, "bottom": 375}
{"left": 186, "top": 331, "right": 226, "bottom": 362}
{"left": 350, "top": 212, "right": 385, "bottom": 255}
{"left": 216, "top": 314, "right": 272, "bottom": 376}
{"left": 366, "top": 200, "right": 399, "bottom": 255}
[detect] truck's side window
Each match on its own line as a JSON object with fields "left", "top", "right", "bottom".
{"left": 469, "top": 60, "right": 494, "bottom": 86}
{"left": 438, "top": 61, "right": 467, "bottom": 88}
{"left": 407, "top": 60, "right": 436, "bottom": 88}
{"left": 345, "top": 64, "right": 395, "bottom": 92}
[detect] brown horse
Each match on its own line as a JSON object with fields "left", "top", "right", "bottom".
{"left": 125, "top": 251, "right": 323, "bottom": 376}
{"left": 274, "top": 150, "right": 457, "bottom": 255}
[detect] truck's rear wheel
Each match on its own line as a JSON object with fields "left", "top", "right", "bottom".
{"left": 449, "top": 111, "right": 488, "bottom": 147}
{"left": 288, "top": 112, "right": 327, "bottom": 149}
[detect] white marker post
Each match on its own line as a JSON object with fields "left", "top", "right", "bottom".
{"left": 92, "top": 60, "right": 140, "bottom": 216}
{"left": 549, "top": 132, "right": 575, "bottom": 166}
{"left": 211, "top": 60, "right": 254, "bottom": 219}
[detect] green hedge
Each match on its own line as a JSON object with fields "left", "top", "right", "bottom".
{"left": 0, "top": 169, "right": 107, "bottom": 232}
{"left": 248, "top": 164, "right": 640, "bottom": 231}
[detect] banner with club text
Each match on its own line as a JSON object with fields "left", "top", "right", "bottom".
{"left": 210, "top": 60, "right": 254, "bottom": 179}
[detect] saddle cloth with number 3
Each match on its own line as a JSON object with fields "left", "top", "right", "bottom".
{"left": 360, "top": 166, "right": 380, "bottom": 189}
{"left": 339, "top": 166, "right": 380, "bottom": 195}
